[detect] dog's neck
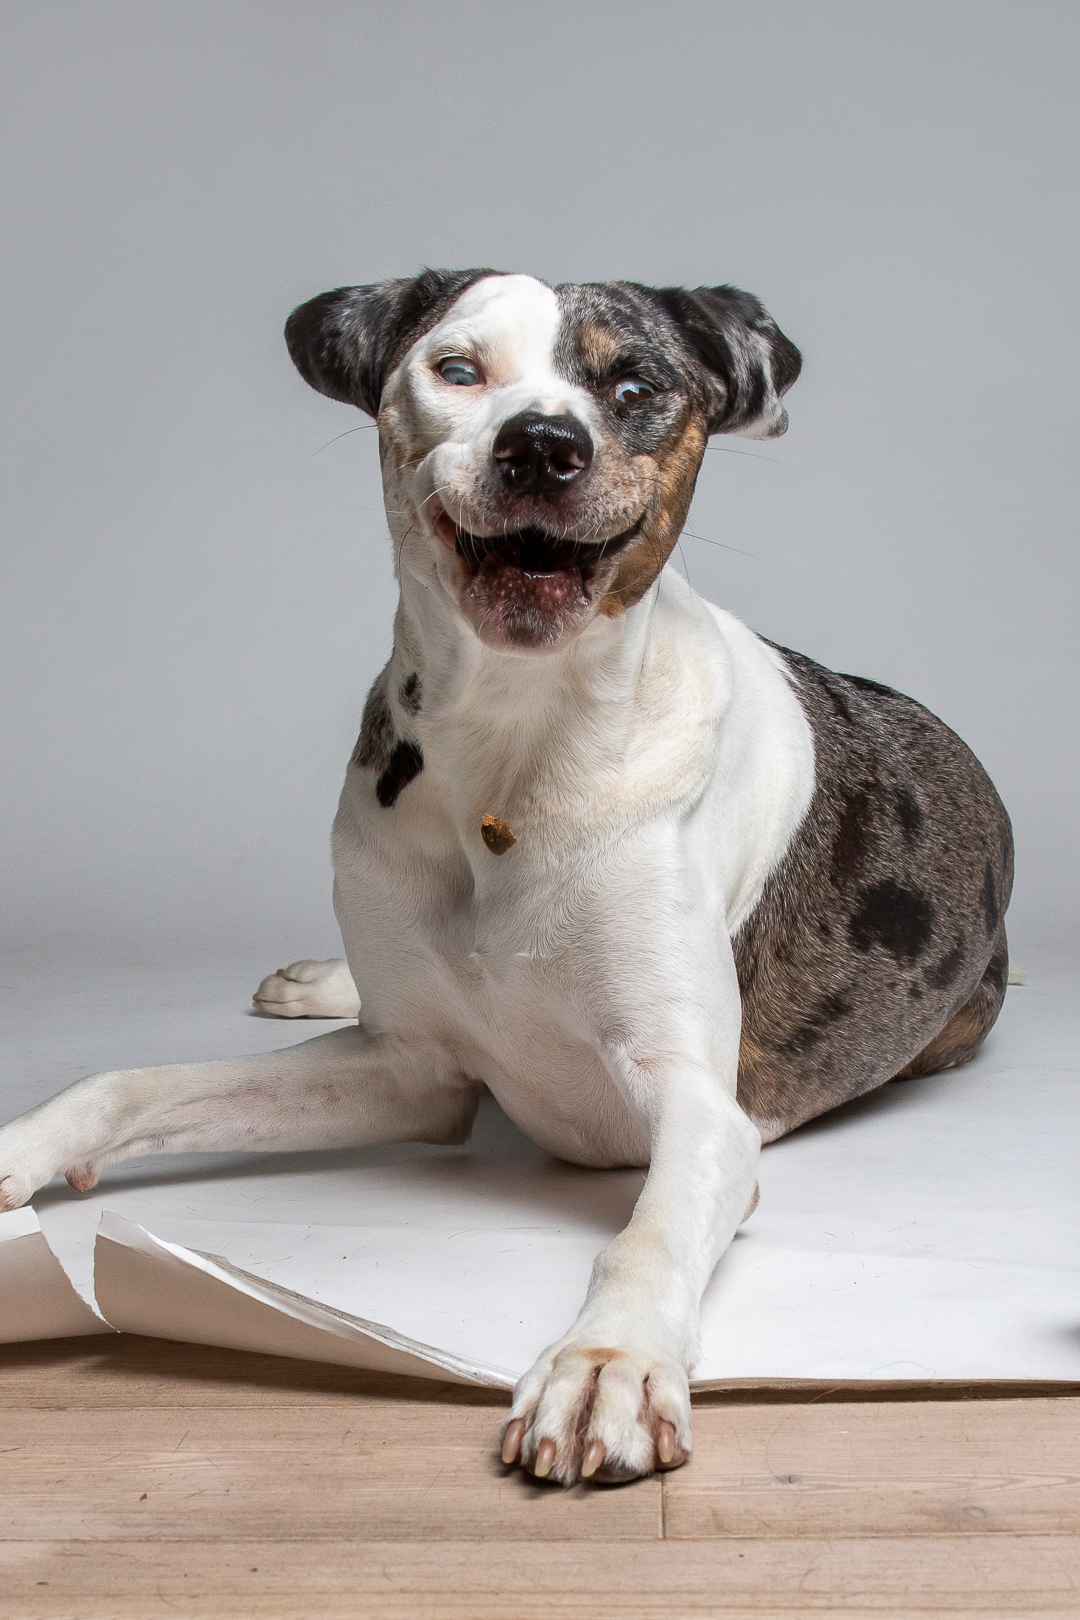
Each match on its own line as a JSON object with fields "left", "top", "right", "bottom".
{"left": 389, "top": 563, "right": 725, "bottom": 829}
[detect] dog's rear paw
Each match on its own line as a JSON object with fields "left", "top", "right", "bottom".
{"left": 252, "top": 958, "right": 361, "bottom": 1019}
{"left": 501, "top": 1341, "right": 692, "bottom": 1485}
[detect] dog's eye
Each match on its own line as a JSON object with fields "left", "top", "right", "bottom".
{"left": 613, "top": 378, "right": 655, "bottom": 406}
{"left": 438, "top": 358, "right": 482, "bottom": 387}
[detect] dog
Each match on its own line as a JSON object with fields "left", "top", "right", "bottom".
{"left": 0, "top": 270, "right": 1013, "bottom": 1484}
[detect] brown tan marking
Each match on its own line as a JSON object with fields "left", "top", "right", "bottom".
{"left": 575, "top": 1347, "right": 630, "bottom": 1366}
{"left": 571, "top": 318, "right": 628, "bottom": 376}
{"left": 597, "top": 417, "right": 708, "bottom": 615}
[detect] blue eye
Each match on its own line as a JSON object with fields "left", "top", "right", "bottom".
{"left": 438, "top": 358, "right": 481, "bottom": 386}
{"left": 614, "top": 378, "right": 656, "bottom": 406}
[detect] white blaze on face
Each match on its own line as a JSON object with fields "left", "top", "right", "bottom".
{"left": 391, "top": 275, "right": 594, "bottom": 537}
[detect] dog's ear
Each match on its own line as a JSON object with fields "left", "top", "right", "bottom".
{"left": 640, "top": 284, "right": 801, "bottom": 439}
{"left": 285, "top": 268, "right": 500, "bottom": 417}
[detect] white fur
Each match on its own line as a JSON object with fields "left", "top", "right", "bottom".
{"left": 0, "top": 275, "right": 815, "bottom": 1484}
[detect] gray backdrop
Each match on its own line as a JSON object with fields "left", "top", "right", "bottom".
{"left": 3, "top": 0, "right": 1077, "bottom": 972}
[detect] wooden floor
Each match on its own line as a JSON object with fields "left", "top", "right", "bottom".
{"left": 1, "top": 1337, "right": 1078, "bottom": 1619}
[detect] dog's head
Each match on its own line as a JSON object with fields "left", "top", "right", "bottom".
{"left": 287, "top": 271, "right": 800, "bottom": 653}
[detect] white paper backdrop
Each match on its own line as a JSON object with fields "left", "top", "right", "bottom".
{"left": 3, "top": 951, "right": 1077, "bottom": 1383}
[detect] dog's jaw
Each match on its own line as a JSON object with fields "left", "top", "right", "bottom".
{"left": 459, "top": 535, "right": 593, "bottom": 650}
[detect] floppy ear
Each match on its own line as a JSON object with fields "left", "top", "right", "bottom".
{"left": 284, "top": 268, "right": 500, "bottom": 417}
{"left": 642, "top": 284, "right": 801, "bottom": 439}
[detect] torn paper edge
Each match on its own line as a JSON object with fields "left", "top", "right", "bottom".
{"left": 93, "top": 1211, "right": 517, "bottom": 1388}
{"left": 0, "top": 1207, "right": 111, "bottom": 1341}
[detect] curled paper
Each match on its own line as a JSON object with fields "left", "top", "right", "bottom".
{"left": 0, "top": 1207, "right": 110, "bottom": 1342}
{"left": 93, "top": 1212, "right": 515, "bottom": 1387}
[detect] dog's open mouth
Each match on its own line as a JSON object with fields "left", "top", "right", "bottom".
{"left": 455, "top": 520, "right": 641, "bottom": 588}
{"left": 451, "top": 519, "right": 643, "bottom": 647}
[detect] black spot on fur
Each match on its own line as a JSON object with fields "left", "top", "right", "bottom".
{"left": 376, "top": 741, "right": 424, "bottom": 808}
{"left": 782, "top": 992, "right": 852, "bottom": 1054}
{"left": 352, "top": 686, "right": 395, "bottom": 769}
{"left": 894, "top": 787, "right": 923, "bottom": 843}
{"left": 831, "top": 784, "right": 879, "bottom": 888}
{"left": 849, "top": 880, "right": 934, "bottom": 961}
{"left": 980, "top": 861, "right": 999, "bottom": 936}
{"left": 353, "top": 664, "right": 423, "bottom": 807}
{"left": 926, "top": 941, "right": 966, "bottom": 991}
{"left": 400, "top": 672, "right": 422, "bottom": 716}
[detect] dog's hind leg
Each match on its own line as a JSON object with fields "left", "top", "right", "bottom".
{"left": 895, "top": 929, "right": 1010, "bottom": 1080}
{"left": 253, "top": 958, "right": 361, "bottom": 1018}
{"left": 0, "top": 1027, "right": 478, "bottom": 1210}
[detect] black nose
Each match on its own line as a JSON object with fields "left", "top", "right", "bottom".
{"left": 492, "top": 411, "right": 594, "bottom": 496}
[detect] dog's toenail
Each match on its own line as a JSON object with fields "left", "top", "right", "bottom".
{"left": 533, "top": 1438, "right": 557, "bottom": 1477}
{"left": 501, "top": 1418, "right": 527, "bottom": 1464}
{"left": 581, "top": 1439, "right": 606, "bottom": 1478}
{"left": 656, "top": 1421, "right": 676, "bottom": 1464}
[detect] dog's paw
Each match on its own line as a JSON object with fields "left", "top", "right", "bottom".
{"left": 252, "top": 959, "right": 361, "bottom": 1019}
{"left": 0, "top": 1164, "right": 36, "bottom": 1211}
{"left": 0, "top": 1119, "right": 66, "bottom": 1210}
{"left": 501, "top": 1341, "right": 692, "bottom": 1485}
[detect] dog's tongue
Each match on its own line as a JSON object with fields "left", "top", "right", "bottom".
{"left": 473, "top": 551, "right": 586, "bottom": 615}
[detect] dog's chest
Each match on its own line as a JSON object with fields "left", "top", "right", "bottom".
{"left": 332, "top": 812, "right": 652, "bottom": 1162}
{"left": 331, "top": 588, "right": 816, "bottom": 1159}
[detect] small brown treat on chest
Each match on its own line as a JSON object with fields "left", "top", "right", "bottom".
{"left": 481, "top": 815, "right": 517, "bottom": 855}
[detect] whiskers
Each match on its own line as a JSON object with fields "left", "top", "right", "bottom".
{"left": 455, "top": 526, "right": 490, "bottom": 568}
{"left": 625, "top": 463, "right": 763, "bottom": 575}
{"left": 708, "top": 444, "right": 786, "bottom": 466}
{"left": 681, "top": 526, "right": 760, "bottom": 560}
{"left": 310, "top": 424, "right": 377, "bottom": 457}
{"left": 394, "top": 521, "right": 415, "bottom": 575}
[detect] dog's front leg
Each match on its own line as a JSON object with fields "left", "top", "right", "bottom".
{"left": 0, "top": 1027, "right": 478, "bottom": 1209}
{"left": 503, "top": 948, "right": 757, "bottom": 1486}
